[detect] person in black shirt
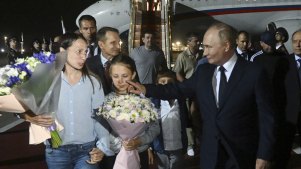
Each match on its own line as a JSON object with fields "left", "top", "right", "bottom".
{"left": 5, "top": 36, "right": 22, "bottom": 65}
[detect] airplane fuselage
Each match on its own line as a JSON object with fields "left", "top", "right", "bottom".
{"left": 77, "top": 0, "right": 301, "bottom": 53}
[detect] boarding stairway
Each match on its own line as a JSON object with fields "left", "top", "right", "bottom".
{"left": 128, "top": 0, "right": 172, "bottom": 68}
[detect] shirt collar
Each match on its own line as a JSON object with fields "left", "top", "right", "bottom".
{"left": 61, "top": 71, "right": 84, "bottom": 84}
{"left": 217, "top": 53, "right": 238, "bottom": 74}
{"left": 295, "top": 54, "right": 301, "bottom": 61}
{"left": 236, "top": 47, "right": 243, "bottom": 54}
{"left": 100, "top": 52, "right": 109, "bottom": 65}
{"left": 276, "top": 44, "right": 282, "bottom": 50}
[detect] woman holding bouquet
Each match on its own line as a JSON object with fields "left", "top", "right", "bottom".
{"left": 95, "top": 54, "right": 160, "bottom": 169}
{"left": 0, "top": 33, "right": 111, "bottom": 169}
{"left": 43, "top": 33, "right": 112, "bottom": 169}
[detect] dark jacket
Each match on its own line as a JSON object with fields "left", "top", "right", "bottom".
{"left": 86, "top": 55, "right": 112, "bottom": 95}
{"left": 145, "top": 57, "right": 275, "bottom": 169}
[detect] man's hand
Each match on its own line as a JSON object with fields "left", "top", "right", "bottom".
{"left": 256, "top": 159, "right": 270, "bottom": 169}
{"left": 86, "top": 148, "right": 104, "bottom": 164}
{"left": 122, "top": 137, "right": 142, "bottom": 151}
{"left": 127, "top": 81, "right": 146, "bottom": 95}
{"left": 24, "top": 111, "right": 54, "bottom": 127}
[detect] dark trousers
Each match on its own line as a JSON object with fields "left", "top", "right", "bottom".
{"left": 99, "top": 149, "right": 149, "bottom": 169}
{"left": 272, "top": 122, "right": 296, "bottom": 169}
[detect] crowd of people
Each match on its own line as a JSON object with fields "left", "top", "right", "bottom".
{"left": 0, "top": 13, "right": 301, "bottom": 169}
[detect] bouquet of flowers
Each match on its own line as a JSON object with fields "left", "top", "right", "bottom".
{"left": 0, "top": 57, "right": 41, "bottom": 95}
{"left": 0, "top": 52, "right": 56, "bottom": 95}
{"left": 0, "top": 52, "right": 64, "bottom": 148}
{"left": 33, "top": 51, "right": 56, "bottom": 64}
{"left": 95, "top": 93, "right": 158, "bottom": 169}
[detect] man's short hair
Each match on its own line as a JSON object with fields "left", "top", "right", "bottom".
{"left": 186, "top": 32, "right": 200, "bottom": 42}
{"left": 6, "top": 36, "right": 18, "bottom": 46}
{"left": 96, "top": 27, "right": 119, "bottom": 42}
{"left": 32, "top": 39, "right": 40, "bottom": 45}
{"left": 208, "top": 22, "right": 238, "bottom": 49}
{"left": 142, "top": 30, "right": 156, "bottom": 37}
{"left": 78, "top": 15, "right": 96, "bottom": 27}
{"left": 237, "top": 31, "right": 249, "bottom": 39}
{"left": 291, "top": 29, "right": 301, "bottom": 40}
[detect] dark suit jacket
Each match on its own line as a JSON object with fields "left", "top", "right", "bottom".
{"left": 145, "top": 56, "right": 275, "bottom": 169}
{"left": 255, "top": 53, "right": 300, "bottom": 125}
{"left": 284, "top": 54, "right": 301, "bottom": 124}
{"left": 86, "top": 55, "right": 112, "bottom": 95}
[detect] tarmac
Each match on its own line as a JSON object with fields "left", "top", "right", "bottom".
{"left": 1, "top": 121, "right": 301, "bottom": 169}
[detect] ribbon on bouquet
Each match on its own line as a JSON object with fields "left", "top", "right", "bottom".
{"left": 29, "top": 120, "right": 64, "bottom": 145}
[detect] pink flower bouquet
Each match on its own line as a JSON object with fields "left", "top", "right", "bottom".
{"left": 95, "top": 93, "right": 158, "bottom": 169}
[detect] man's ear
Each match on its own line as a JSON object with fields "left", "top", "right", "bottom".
{"left": 98, "top": 41, "right": 103, "bottom": 49}
{"left": 224, "top": 41, "right": 231, "bottom": 52}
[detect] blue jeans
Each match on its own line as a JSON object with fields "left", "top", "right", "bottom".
{"left": 45, "top": 141, "right": 99, "bottom": 169}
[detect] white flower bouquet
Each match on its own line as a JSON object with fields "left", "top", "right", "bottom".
{"left": 95, "top": 93, "right": 158, "bottom": 169}
{"left": 96, "top": 93, "right": 158, "bottom": 123}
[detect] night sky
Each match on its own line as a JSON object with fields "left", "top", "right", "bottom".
{"left": 0, "top": 0, "right": 98, "bottom": 51}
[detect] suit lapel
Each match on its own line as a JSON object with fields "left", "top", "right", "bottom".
{"left": 289, "top": 54, "right": 301, "bottom": 87}
{"left": 218, "top": 57, "right": 246, "bottom": 111}
{"left": 91, "top": 55, "right": 111, "bottom": 95}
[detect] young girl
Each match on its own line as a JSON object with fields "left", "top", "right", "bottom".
{"left": 100, "top": 54, "right": 160, "bottom": 169}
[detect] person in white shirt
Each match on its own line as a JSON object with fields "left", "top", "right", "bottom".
{"left": 150, "top": 70, "right": 188, "bottom": 169}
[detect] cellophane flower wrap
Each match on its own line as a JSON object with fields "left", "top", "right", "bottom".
{"left": 95, "top": 93, "right": 158, "bottom": 169}
{"left": 0, "top": 52, "right": 67, "bottom": 148}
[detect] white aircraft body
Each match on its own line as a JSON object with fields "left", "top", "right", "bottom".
{"left": 76, "top": 0, "right": 301, "bottom": 53}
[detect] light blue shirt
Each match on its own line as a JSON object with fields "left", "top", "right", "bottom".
{"left": 236, "top": 47, "right": 243, "bottom": 55}
{"left": 56, "top": 72, "right": 110, "bottom": 153}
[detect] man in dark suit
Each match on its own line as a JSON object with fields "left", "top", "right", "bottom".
{"left": 86, "top": 26, "right": 121, "bottom": 95}
{"left": 78, "top": 15, "right": 100, "bottom": 58}
{"left": 267, "top": 29, "right": 301, "bottom": 169}
{"left": 235, "top": 30, "right": 255, "bottom": 61}
{"left": 129, "top": 23, "right": 275, "bottom": 169}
